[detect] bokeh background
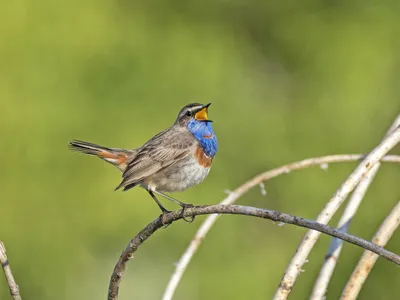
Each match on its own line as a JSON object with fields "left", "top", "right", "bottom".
{"left": 1, "top": 1, "right": 400, "bottom": 299}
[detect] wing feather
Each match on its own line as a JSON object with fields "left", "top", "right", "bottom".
{"left": 116, "top": 128, "right": 194, "bottom": 190}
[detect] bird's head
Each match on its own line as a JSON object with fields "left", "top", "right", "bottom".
{"left": 175, "top": 102, "right": 217, "bottom": 157}
{"left": 175, "top": 103, "right": 212, "bottom": 127}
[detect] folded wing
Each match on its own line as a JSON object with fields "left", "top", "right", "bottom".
{"left": 115, "top": 129, "right": 194, "bottom": 191}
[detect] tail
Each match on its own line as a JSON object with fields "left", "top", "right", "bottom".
{"left": 69, "top": 140, "right": 134, "bottom": 172}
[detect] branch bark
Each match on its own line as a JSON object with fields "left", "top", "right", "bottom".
{"left": 162, "top": 154, "right": 400, "bottom": 300}
{"left": 310, "top": 163, "right": 380, "bottom": 299}
{"left": 108, "top": 204, "right": 400, "bottom": 300}
{"left": 0, "top": 241, "right": 22, "bottom": 300}
{"left": 340, "top": 201, "right": 400, "bottom": 300}
{"left": 311, "top": 115, "right": 400, "bottom": 299}
{"left": 274, "top": 126, "right": 400, "bottom": 300}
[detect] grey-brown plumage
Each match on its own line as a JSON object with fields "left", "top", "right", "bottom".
{"left": 69, "top": 103, "right": 217, "bottom": 217}
{"left": 116, "top": 128, "right": 196, "bottom": 191}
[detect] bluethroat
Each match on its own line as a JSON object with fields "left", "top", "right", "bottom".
{"left": 69, "top": 103, "right": 218, "bottom": 220}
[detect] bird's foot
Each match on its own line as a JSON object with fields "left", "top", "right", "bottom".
{"left": 180, "top": 204, "right": 195, "bottom": 223}
{"left": 160, "top": 209, "right": 172, "bottom": 228}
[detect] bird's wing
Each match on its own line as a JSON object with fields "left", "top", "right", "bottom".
{"left": 116, "top": 128, "right": 195, "bottom": 190}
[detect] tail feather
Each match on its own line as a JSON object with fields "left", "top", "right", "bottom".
{"left": 69, "top": 140, "right": 113, "bottom": 156}
{"left": 69, "top": 140, "right": 133, "bottom": 171}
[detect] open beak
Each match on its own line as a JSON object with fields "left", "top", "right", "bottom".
{"left": 194, "top": 103, "right": 212, "bottom": 122}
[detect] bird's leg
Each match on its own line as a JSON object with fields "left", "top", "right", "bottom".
{"left": 148, "top": 190, "right": 171, "bottom": 214}
{"left": 153, "top": 191, "right": 195, "bottom": 223}
{"left": 153, "top": 191, "right": 193, "bottom": 207}
{"left": 148, "top": 190, "right": 172, "bottom": 227}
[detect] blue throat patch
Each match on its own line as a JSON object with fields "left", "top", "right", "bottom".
{"left": 187, "top": 119, "right": 218, "bottom": 157}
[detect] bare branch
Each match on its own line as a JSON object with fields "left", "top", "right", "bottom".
{"left": 310, "top": 163, "right": 380, "bottom": 299}
{"left": 311, "top": 115, "right": 400, "bottom": 299}
{"left": 0, "top": 241, "right": 22, "bottom": 300}
{"left": 108, "top": 204, "right": 400, "bottom": 300}
{"left": 385, "top": 115, "right": 400, "bottom": 137}
{"left": 274, "top": 126, "right": 400, "bottom": 300}
{"left": 340, "top": 201, "right": 400, "bottom": 300}
{"left": 162, "top": 154, "right": 400, "bottom": 300}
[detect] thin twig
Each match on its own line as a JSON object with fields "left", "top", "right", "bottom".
{"left": 385, "top": 115, "right": 400, "bottom": 137}
{"left": 0, "top": 241, "right": 22, "bottom": 300}
{"left": 161, "top": 154, "right": 400, "bottom": 300}
{"left": 311, "top": 115, "right": 400, "bottom": 299}
{"left": 165, "top": 154, "right": 400, "bottom": 300}
{"left": 108, "top": 204, "right": 400, "bottom": 300}
{"left": 274, "top": 126, "right": 400, "bottom": 300}
{"left": 340, "top": 201, "right": 400, "bottom": 300}
{"left": 310, "top": 163, "right": 380, "bottom": 299}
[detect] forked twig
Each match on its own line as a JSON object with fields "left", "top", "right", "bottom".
{"left": 162, "top": 154, "right": 400, "bottom": 300}
{"left": 274, "top": 126, "right": 400, "bottom": 300}
{"left": 108, "top": 204, "right": 400, "bottom": 300}
{"left": 340, "top": 201, "right": 400, "bottom": 300}
{"left": 310, "top": 164, "right": 380, "bottom": 299}
{"left": 310, "top": 115, "right": 400, "bottom": 299}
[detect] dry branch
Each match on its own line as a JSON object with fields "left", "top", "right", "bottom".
{"left": 340, "top": 201, "right": 400, "bottom": 300}
{"left": 273, "top": 126, "right": 400, "bottom": 300}
{"left": 108, "top": 204, "right": 400, "bottom": 300}
{"left": 0, "top": 241, "right": 22, "bottom": 300}
{"left": 311, "top": 115, "right": 400, "bottom": 299}
{"left": 162, "top": 154, "right": 400, "bottom": 300}
{"left": 310, "top": 164, "right": 380, "bottom": 300}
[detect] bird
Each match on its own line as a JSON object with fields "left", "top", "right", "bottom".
{"left": 69, "top": 103, "right": 218, "bottom": 221}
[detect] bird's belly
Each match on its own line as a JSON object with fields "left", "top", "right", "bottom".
{"left": 147, "top": 156, "right": 211, "bottom": 193}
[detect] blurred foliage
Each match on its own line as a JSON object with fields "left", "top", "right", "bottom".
{"left": 1, "top": 0, "right": 399, "bottom": 299}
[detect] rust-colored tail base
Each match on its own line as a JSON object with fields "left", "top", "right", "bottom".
{"left": 69, "top": 140, "right": 131, "bottom": 171}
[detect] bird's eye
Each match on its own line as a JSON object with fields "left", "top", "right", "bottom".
{"left": 186, "top": 111, "right": 192, "bottom": 117}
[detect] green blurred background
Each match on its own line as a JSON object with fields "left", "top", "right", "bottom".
{"left": 1, "top": 1, "right": 399, "bottom": 299}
